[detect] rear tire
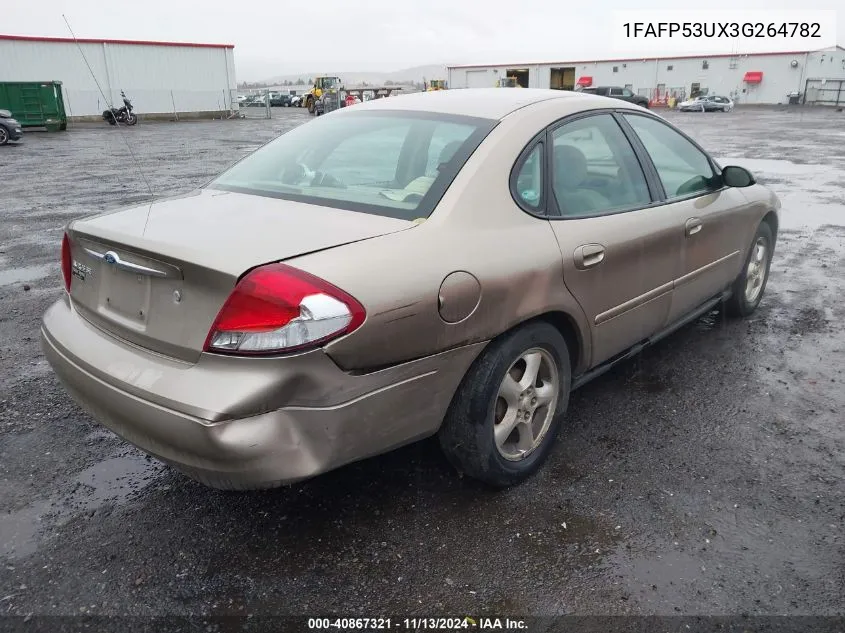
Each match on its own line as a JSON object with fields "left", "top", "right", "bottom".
{"left": 438, "top": 322, "right": 571, "bottom": 488}
{"left": 725, "top": 222, "right": 774, "bottom": 317}
{"left": 0, "top": 127, "right": 8, "bottom": 146}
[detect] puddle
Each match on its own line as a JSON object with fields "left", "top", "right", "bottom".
{"left": 713, "top": 156, "right": 845, "bottom": 232}
{"left": 0, "top": 453, "right": 164, "bottom": 559}
{"left": 609, "top": 548, "right": 709, "bottom": 612}
{"left": 0, "top": 264, "right": 54, "bottom": 287}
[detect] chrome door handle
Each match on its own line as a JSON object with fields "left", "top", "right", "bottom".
{"left": 685, "top": 218, "right": 702, "bottom": 237}
{"left": 574, "top": 244, "right": 606, "bottom": 270}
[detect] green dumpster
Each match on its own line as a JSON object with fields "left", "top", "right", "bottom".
{"left": 0, "top": 81, "right": 68, "bottom": 132}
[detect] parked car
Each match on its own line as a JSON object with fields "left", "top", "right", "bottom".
{"left": 677, "top": 95, "right": 734, "bottom": 112}
{"left": 43, "top": 88, "right": 779, "bottom": 490}
{"left": 270, "top": 93, "right": 292, "bottom": 107}
{"left": 0, "top": 109, "right": 23, "bottom": 145}
{"left": 244, "top": 95, "right": 267, "bottom": 107}
{"left": 290, "top": 95, "right": 302, "bottom": 107}
{"left": 580, "top": 86, "right": 650, "bottom": 108}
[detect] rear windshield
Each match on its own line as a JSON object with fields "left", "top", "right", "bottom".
{"left": 208, "top": 110, "right": 497, "bottom": 221}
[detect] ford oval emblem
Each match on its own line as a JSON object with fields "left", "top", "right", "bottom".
{"left": 104, "top": 251, "right": 118, "bottom": 265}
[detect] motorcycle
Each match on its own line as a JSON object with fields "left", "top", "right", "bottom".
{"left": 102, "top": 90, "right": 138, "bottom": 126}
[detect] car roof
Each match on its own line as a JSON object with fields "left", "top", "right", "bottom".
{"left": 346, "top": 88, "right": 621, "bottom": 120}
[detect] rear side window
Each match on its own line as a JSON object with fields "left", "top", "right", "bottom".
{"left": 209, "top": 111, "right": 496, "bottom": 220}
{"left": 513, "top": 143, "right": 544, "bottom": 211}
{"left": 551, "top": 114, "right": 651, "bottom": 217}
{"left": 623, "top": 114, "right": 717, "bottom": 199}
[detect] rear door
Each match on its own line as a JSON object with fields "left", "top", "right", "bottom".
{"left": 545, "top": 112, "right": 682, "bottom": 366}
{"left": 620, "top": 113, "right": 749, "bottom": 322}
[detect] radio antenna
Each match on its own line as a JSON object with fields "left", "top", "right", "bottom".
{"left": 62, "top": 15, "right": 156, "bottom": 228}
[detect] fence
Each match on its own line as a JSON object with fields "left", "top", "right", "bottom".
{"left": 804, "top": 79, "right": 845, "bottom": 107}
{"left": 648, "top": 86, "right": 687, "bottom": 108}
{"left": 239, "top": 89, "right": 271, "bottom": 119}
{"left": 61, "top": 87, "right": 238, "bottom": 119}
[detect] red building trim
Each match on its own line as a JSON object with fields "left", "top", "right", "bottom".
{"left": 447, "top": 48, "right": 841, "bottom": 70}
{"left": 0, "top": 34, "right": 234, "bottom": 49}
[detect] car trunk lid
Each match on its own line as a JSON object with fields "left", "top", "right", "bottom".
{"left": 66, "top": 189, "right": 411, "bottom": 363}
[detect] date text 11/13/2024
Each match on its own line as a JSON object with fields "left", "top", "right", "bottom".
{"left": 307, "top": 617, "right": 528, "bottom": 630}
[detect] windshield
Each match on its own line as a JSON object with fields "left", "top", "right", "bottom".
{"left": 208, "top": 111, "right": 497, "bottom": 220}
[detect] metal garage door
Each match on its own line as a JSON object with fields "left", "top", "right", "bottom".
{"left": 804, "top": 79, "right": 845, "bottom": 106}
{"left": 466, "top": 70, "right": 490, "bottom": 89}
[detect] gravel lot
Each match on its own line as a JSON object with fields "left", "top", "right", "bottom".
{"left": 0, "top": 106, "right": 843, "bottom": 623}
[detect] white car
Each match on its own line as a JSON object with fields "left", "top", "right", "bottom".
{"left": 677, "top": 95, "right": 734, "bottom": 112}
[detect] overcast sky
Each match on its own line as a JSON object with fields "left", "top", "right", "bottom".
{"left": 4, "top": 0, "right": 843, "bottom": 80}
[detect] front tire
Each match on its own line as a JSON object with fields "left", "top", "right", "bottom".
{"left": 438, "top": 322, "right": 571, "bottom": 488}
{"left": 0, "top": 127, "right": 9, "bottom": 146}
{"left": 726, "top": 222, "right": 774, "bottom": 317}
{"left": 125, "top": 113, "right": 138, "bottom": 126}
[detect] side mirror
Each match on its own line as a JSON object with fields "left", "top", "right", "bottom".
{"left": 721, "top": 165, "right": 755, "bottom": 188}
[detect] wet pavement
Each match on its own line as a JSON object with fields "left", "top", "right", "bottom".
{"left": 0, "top": 106, "right": 843, "bottom": 620}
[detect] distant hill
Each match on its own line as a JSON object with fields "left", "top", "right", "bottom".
{"left": 256, "top": 64, "right": 447, "bottom": 86}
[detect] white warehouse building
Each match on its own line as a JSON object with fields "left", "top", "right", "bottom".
{"left": 448, "top": 46, "right": 845, "bottom": 106}
{"left": 0, "top": 34, "right": 237, "bottom": 118}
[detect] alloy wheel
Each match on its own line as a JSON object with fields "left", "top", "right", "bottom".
{"left": 493, "top": 348, "right": 559, "bottom": 461}
{"left": 744, "top": 236, "right": 769, "bottom": 303}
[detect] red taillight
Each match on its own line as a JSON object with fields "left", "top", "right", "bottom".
{"left": 61, "top": 233, "right": 72, "bottom": 292}
{"left": 204, "top": 263, "right": 366, "bottom": 355}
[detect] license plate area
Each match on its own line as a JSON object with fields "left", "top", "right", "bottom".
{"left": 99, "top": 266, "right": 151, "bottom": 330}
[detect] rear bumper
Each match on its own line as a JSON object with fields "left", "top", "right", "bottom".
{"left": 42, "top": 296, "right": 484, "bottom": 488}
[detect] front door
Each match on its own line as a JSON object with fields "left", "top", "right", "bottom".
{"left": 621, "top": 113, "right": 747, "bottom": 323}
{"left": 545, "top": 112, "right": 683, "bottom": 366}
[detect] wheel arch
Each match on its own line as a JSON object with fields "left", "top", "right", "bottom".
{"left": 494, "top": 310, "right": 586, "bottom": 376}
{"left": 761, "top": 209, "right": 779, "bottom": 241}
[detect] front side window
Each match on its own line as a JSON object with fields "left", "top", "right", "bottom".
{"left": 623, "top": 114, "right": 717, "bottom": 199}
{"left": 209, "top": 111, "right": 495, "bottom": 220}
{"left": 551, "top": 114, "right": 651, "bottom": 217}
